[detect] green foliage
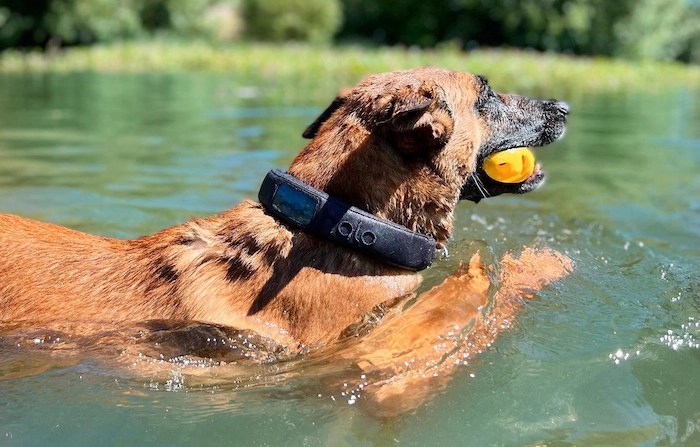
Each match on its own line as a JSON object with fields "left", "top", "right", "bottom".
{"left": 1, "top": 42, "right": 699, "bottom": 101}
{"left": 489, "top": 0, "right": 631, "bottom": 55}
{"left": 340, "top": 0, "right": 464, "bottom": 48}
{"left": 339, "top": 0, "right": 700, "bottom": 63}
{"left": 614, "top": 0, "right": 700, "bottom": 62}
{"left": 241, "top": 0, "right": 341, "bottom": 43}
{"left": 45, "top": 0, "right": 143, "bottom": 43}
{"left": 0, "top": 0, "right": 698, "bottom": 64}
{"left": 339, "top": 0, "right": 633, "bottom": 54}
{"left": 140, "top": 0, "right": 242, "bottom": 41}
{"left": 0, "top": 0, "right": 51, "bottom": 48}
{"left": 157, "top": 0, "right": 232, "bottom": 38}
{"left": 0, "top": 0, "right": 239, "bottom": 49}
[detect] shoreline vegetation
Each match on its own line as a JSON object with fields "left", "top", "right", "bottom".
{"left": 1, "top": 41, "right": 699, "bottom": 99}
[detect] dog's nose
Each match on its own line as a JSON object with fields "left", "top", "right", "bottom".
{"left": 555, "top": 101, "right": 570, "bottom": 115}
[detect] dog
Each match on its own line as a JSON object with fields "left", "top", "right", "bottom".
{"left": 0, "top": 67, "right": 571, "bottom": 415}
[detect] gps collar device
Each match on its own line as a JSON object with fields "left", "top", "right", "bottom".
{"left": 258, "top": 169, "right": 436, "bottom": 271}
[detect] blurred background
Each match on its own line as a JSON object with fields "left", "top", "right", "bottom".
{"left": 2, "top": 2, "right": 700, "bottom": 447}
{"left": 1, "top": 0, "right": 699, "bottom": 63}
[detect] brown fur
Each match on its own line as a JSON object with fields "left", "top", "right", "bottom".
{"left": 0, "top": 67, "right": 571, "bottom": 415}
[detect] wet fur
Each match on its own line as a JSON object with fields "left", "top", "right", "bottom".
{"left": 0, "top": 67, "right": 570, "bottom": 415}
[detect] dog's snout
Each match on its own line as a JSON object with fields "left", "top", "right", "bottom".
{"left": 554, "top": 100, "right": 570, "bottom": 115}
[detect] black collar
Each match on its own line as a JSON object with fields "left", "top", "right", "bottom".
{"left": 258, "top": 170, "right": 436, "bottom": 271}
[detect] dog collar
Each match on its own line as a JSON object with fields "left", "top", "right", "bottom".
{"left": 258, "top": 169, "right": 436, "bottom": 271}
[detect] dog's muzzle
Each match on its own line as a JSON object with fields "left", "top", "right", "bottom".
{"left": 461, "top": 98, "right": 569, "bottom": 203}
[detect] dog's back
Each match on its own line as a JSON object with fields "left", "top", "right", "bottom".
{"left": 0, "top": 213, "right": 185, "bottom": 322}
{"left": 0, "top": 67, "right": 569, "bottom": 348}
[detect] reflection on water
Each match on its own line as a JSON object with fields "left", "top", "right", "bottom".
{"left": 0, "top": 73, "right": 699, "bottom": 446}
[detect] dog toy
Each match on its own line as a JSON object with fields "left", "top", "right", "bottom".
{"left": 483, "top": 147, "right": 535, "bottom": 183}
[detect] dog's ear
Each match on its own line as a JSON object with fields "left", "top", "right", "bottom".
{"left": 382, "top": 81, "right": 453, "bottom": 152}
{"left": 303, "top": 96, "right": 346, "bottom": 139}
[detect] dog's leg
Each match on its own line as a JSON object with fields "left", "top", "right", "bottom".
{"left": 337, "top": 247, "right": 573, "bottom": 417}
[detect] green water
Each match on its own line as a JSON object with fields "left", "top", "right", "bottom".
{"left": 0, "top": 72, "right": 699, "bottom": 447}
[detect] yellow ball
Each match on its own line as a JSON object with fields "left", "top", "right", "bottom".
{"left": 483, "top": 147, "right": 536, "bottom": 183}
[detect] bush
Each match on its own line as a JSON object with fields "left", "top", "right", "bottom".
{"left": 241, "top": 0, "right": 342, "bottom": 43}
{"left": 338, "top": 0, "right": 700, "bottom": 64}
{"left": 156, "top": 0, "right": 240, "bottom": 40}
{"left": 45, "top": 0, "right": 144, "bottom": 44}
{"left": 0, "top": 0, "right": 53, "bottom": 49}
{"left": 339, "top": 0, "right": 632, "bottom": 56}
{"left": 0, "top": 0, "right": 241, "bottom": 49}
{"left": 491, "top": 0, "right": 632, "bottom": 56}
{"left": 340, "top": 0, "right": 486, "bottom": 48}
{"left": 614, "top": 0, "right": 700, "bottom": 62}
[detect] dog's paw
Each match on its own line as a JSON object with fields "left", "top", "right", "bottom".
{"left": 442, "top": 252, "right": 492, "bottom": 297}
{"left": 499, "top": 247, "right": 573, "bottom": 297}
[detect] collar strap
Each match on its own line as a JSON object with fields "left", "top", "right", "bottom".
{"left": 258, "top": 169, "right": 436, "bottom": 271}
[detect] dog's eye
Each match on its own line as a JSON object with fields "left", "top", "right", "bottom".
{"left": 475, "top": 86, "right": 501, "bottom": 111}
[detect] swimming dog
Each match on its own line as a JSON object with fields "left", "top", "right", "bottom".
{"left": 0, "top": 67, "right": 571, "bottom": 414}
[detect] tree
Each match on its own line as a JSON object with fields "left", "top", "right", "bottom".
{"left": 614, "top": 0, "right": 700, "bottom": 62}
{"left": 241, "top": 0, "right": 342, "bottom": 43}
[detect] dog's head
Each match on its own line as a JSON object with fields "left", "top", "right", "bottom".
{"left": 456, "top": 74, "right": 569, "bottom": 202}
{"left": 290, "top": 67, "right": 568, "bottom": 244}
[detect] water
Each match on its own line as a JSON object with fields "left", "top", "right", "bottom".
{"left": 0, "top": 72, "right": 699, "bottom": 446}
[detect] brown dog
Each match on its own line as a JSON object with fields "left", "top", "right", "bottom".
{"left": 0, "top": 67, "right": 570, "bottom": 413}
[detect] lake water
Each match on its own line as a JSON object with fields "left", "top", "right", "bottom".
{"left": 0, "top": 72, "right": 699, "bottom": 446}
